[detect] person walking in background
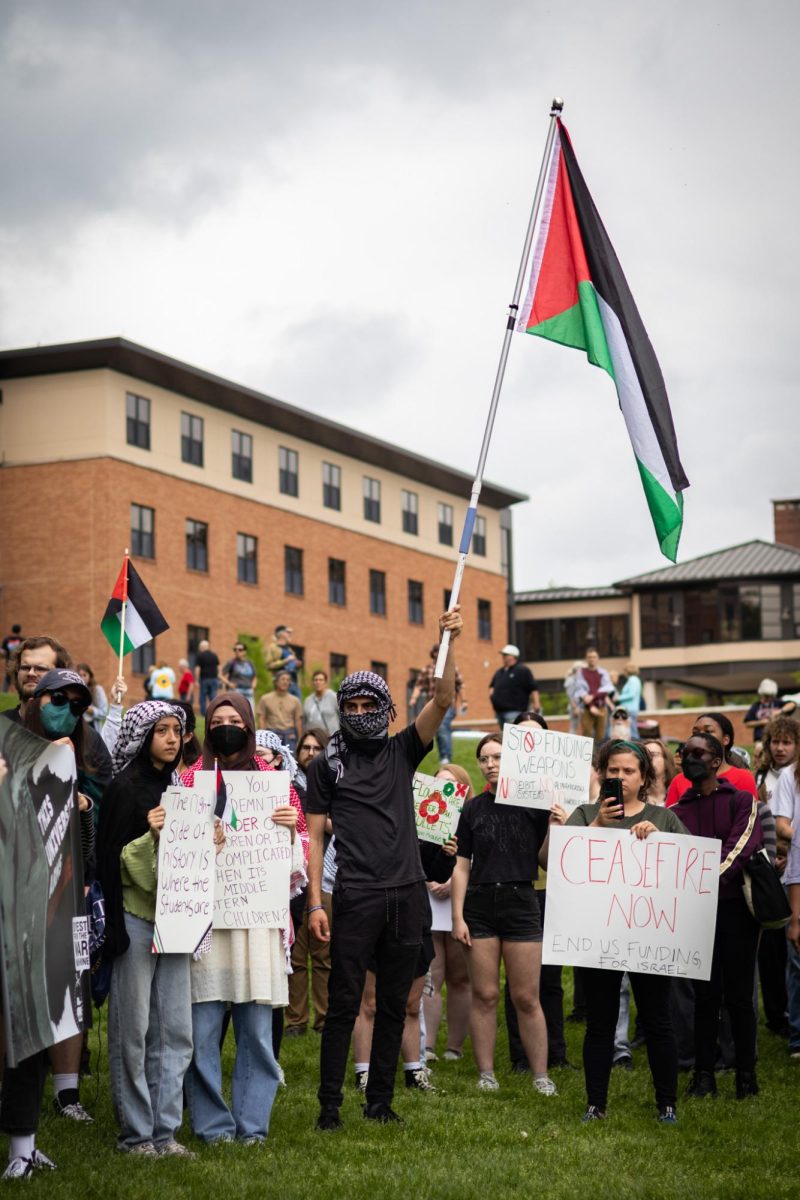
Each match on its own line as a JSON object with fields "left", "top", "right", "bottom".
{"left": 194, "top": 639, "right": 220, "bottom": 715}
{"left": 409, "top": 645, "right": 465, "bottom": 765}
{"left": 221, "top": 642, "right": 256, "bottom": 712}
{"left": 177, "top": 658, "right": 194, "bottom": 706}
{"left": 265, "top": 625, "right": 303, "bottom": 698}
{"left": 76, "top": 663, "right": 109, "bottom": 734}
{"left": 744, "top": 679, "right": 786, "bottom": 748}
{"left": 488, "top": 644, "right": 539, "bottom": 730}
{"left": 258, "top": 669, "right": 302, "bottom": 751}
{"left": 303, "top": 670, "right": 339, "bottom": 735}
{"left": 574, "top": 649, "right": 613, "bottom": 742}
{"left": 1, "top": 624, "right": 22, "bottom": 692}
{"left": 148, "top": 661, "right": 176, "bottom": 700}
{"left": 614, "top": 663, "right": 642, "bottom": 738}
{"left": 564, "top": 661, "right": 586, "bottom": 734}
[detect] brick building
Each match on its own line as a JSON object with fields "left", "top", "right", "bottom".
{"left": 0, "top": 338, "right": 525, "bottom": 720}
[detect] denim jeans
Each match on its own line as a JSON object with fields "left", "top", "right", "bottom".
{"left": 199, "top": 677, "right": 219, "bottom": 715}
{"left": 436, "top": 706, "right": 455, "bottom": 762}
{"left": 108, "top": 912, "right": 193, "bottom": 1150}
{"left": 185, "top": 1000, "right": 280, "bottom": 1142}
{"left": 786, "top": 935, "right": 800, "bottom": 1052}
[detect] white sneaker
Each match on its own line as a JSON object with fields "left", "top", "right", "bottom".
{"left": 156, "top": 1140, "right": 197, "bottom": 1159}
{"left": 117, "top": 1141, "right": 158, "bottom": 1157}
{"left": 424, "top": 1047, "right": 438, "bottom": 1063}
{"left": 2, "top": 1158, "right": 34, "bottom": 1180}
{"left": 30, "top": 1150, "right": 57, "bottom": 1170}
{"left": 477, "top": 1071, "right": 500, "bottom": 1092}
{"left": 533, "top": 1075, "right": 558, "bottom": 1096}
{"left": 443, "top": 1049, "right": 463, "bottom": 1062}
{"left": 53, "top": 1095, "right": 94, "bottom": 1123}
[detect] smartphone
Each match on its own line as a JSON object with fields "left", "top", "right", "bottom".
{"left": 600, "top": 777, "right": 624, "bottom": 818}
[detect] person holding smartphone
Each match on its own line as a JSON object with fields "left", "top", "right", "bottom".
{"left": 540, "top": 739, "right": 687, "bottom": 1124}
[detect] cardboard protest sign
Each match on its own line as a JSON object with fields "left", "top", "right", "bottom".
{"left": 413, "top": 772, "right": 467, "bottom": 845}
{"left": 0, "top": 722, "right": 90, "bottom": 1066}
{"left": 204, "top": 771, "right": 292, "bottom": 930}
{"left": 497, "top": 723, "right": 592, "bottom": 812}
{"left": 543, "top": 825, "right": 720, "bottom": 980}
{"left": 153, "top": 781, "right": 216, "bottom": 954}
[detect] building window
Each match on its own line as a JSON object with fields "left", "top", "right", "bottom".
{"left": 185, "top": 519, "right": 208, "bottom": 572}
{"left": 595, "top": 614, "right": 631, "bottom": 658}
{"left": 371, "top": 661, "right": 388, "bottom": 682}
{"left": 438, "top": 503, "right": 454, "bottom": 546}
{"left": 237, "top": 533, "right": 258, "bottom": 584}
{"left": 279, "top": 446, "right": 299, "bottom": 497}
{"left": 285, "top": 546, "right": 304, "bottom": 595}
{"left": 323, "top": 462, "right": 341, "bottom": 510}
{"left": 472, "top": 514, "right": 487, "bottom": 556}
{"left": 408, "top": 580, "right": 424, "bottom": 625}
{"left": 132, "top": 641, "right": 155, "bottom": 675}
{"left": 369, "top": 569, "right": 387, "bottom": 616}
{"left": 181, "top": 412, "right": 204, "bottom": 467}
{"left": 518, "top": 615, "right": 630, "bottom": 662}
{"left": 402, "top": 490, "right": 418, "bottom": 535}
{"left": 126, "top": 392, "right": 150, "bottom": 450}
{"left": 363, "top": 476, "right": 381, "bottom": 523}
{"left": 131, "top": 503, "right": 155, "bottom": 559}
{"left": 232, "top": 430, "right": 253, "bottom": 482}
{"left": 329, "top": 652, "right": 348, "bottom": 682}
{"left": 328, "top": 558, "right": 346, "bottom": 606}
{"left": 187, "top": 624, "right": 209, "bottom": 668}
{"left": 477, "top": 599, "right": 492, "bottom": 641}
{"left": 640, "top": 593, "right": 680, "bottom": 649}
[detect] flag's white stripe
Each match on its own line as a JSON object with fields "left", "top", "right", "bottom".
{"left": 596, "top": 294, "right": 674, "bottom": 497}
{"left": 115, "top": 598, "right": 152, "bottom": 649}
{"left": 516, "top": 128, "right": 562, "bottom": 333}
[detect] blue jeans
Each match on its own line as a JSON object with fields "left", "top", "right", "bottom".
{"left": 496, "top": 710, "right": 522, "bottom": 732}
{"left": 787, "top": 936, "right": 800, "bottom": 1052}
{"left": 436, "top": 706, "right": 455, "bottom": 762}
{"left": 108, "top": 913, "right": 193, "bottom": 1150}
{"left": 185, "top": 1000, "right": 280, "bottom": 1142}
{"left": 200, "top": 677, "right": 219, "bottom": 715}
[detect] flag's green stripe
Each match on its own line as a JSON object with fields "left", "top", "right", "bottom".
{"left": 100, "top": 612, "right": 135, "bottom": 655}
{"left": 636, "top": 459, "right": 684, "bottom": 563}
{"left": 526, "top": 281, "right": 615, "bottom": 378}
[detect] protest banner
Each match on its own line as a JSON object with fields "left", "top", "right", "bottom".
{"left": 413, "top": 771, "right": 467, "bottom": 845}
{"left": 202, "top": 770, "right": 292, "bottom": 930}
{"left": 542, "top": 825, "right": 720, "bottom": 980}
{"left": 0, "top": 722, "right": 90, "bottom": 1066}
{"left": 153, "top": 780, "right": 216, "bottom": 954}
{"left": 496, "top": 723, "right": 592, "bottom": 812}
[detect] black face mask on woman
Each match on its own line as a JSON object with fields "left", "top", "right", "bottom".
{"left": 208, "top": 724, "right": 248, "bottom": 757}
{"left": 683, "top": 755, "right": 711, "bottom": 784}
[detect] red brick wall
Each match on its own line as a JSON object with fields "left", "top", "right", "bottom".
{"left": 0, "top": 459, "right": 507, "bottom": 721}
{"left": 457, "top": 707, "right": 752, "bottom": 744}
{"left": 774, "top": 501, "right": 800, "bottom": 550}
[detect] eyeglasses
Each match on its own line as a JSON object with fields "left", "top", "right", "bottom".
{"left": 233, "top": 646, "right": 246, "bottom": 652}
{"left": 19, "top": 664, "right": 50, "bottom": 675}
{"left": 300, "top": 743, "right": 322, "bottom": 755}
{"left": 478, "top": 754, "right": 502, "bottom": 765}
{"left": 48, "top": 691, "right": 88, "bottom": 716}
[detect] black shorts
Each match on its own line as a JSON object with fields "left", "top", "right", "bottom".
{"left": 464, "top": 883, "right": 542, "bottom": 943}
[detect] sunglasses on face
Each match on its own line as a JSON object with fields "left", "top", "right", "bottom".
{"left": 48, "top": 691, "right": 88, "bottom": 716}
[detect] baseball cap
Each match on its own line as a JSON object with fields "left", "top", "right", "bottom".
{"left": 34, "top": 669, "right": 92, "bottom": 706}
{"left": 500, "top": 644, "right": 520, "bottom": 657}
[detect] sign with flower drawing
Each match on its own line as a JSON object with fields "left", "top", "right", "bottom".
{"left": 413, "top": 771, "right": 467, "bottom": 845}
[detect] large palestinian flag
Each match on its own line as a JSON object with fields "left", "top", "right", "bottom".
{"left": 100, "top": 558, "right": 169, "bottom": 655}
{"left": 517, "top": 120, "right": 689, "bottom": 561}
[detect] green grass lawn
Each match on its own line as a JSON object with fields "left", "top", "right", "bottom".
{"left": 10, "top": 731, "right": 799, "bottom": 1198}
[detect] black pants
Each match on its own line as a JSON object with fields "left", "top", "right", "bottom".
{"left": 693, "top": 896, "right": 759, "bottom": 1074}
{"left": 318, "top": 881, "right": 427, "bottom": 1110}
{"left": 0, "top": 1050, "right": 48, "bottom": 1136}
{"left": 571, "top": 966, "right": 588, "bottom": 1018}
{"left": 758, "top": 926, "right": 788, "bottom": 1032}
{"left": 583, "top": 968, "right": 677, "bottom": 1110}
{"left": 506, "top": 892, "right": 566, "bottom": 1067}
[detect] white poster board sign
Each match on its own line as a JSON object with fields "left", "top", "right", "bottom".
{"left": 497, "top": 724, "right": 592, "bottom": 812}
{"left": 413, "top": 772, "right": 467, "bottom": 845}
{"left": 153, "top": 781, "right": 216, "bottom": 954}
{"left": 204, "top": 771, "right": 293, "bottom": 930}
{"left": 543, "top": 825, "right": 720, "bottom": 980}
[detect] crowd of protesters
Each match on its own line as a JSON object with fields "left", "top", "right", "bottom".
{"left": 1, "top": 624, "right": 800, "bottom": 1176}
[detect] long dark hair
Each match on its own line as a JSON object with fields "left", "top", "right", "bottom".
{"left": 695, "top": 713, "right": 735, "bottom": 764}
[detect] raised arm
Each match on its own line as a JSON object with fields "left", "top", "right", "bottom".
{"left": 415, "top": 606, "right": 463, "bottom": 746}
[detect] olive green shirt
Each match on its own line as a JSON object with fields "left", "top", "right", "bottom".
{"left": 567, "top": 801, "right": 688, "bottom": 835}
{"left": 121, "top": 830, "right": 159, "bottom": 923}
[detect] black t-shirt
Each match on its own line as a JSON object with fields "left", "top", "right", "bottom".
{"left": 489, "top": 664, "right": 536, "bottom": 712}
{"left": 305, "top": 724, "right": 430, "bottom": 889}
{"left": 196, "top": 649, "right": 220, "bottom": 679}
{"left": 456, "top": 787, "right": 549, "bottom": 885}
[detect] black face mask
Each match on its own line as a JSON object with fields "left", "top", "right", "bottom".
{"left": 683, "top": 756, "right": 711, "bottom": 783}
{"left": 208, "top": 724, "right": 248, "bottom": 757}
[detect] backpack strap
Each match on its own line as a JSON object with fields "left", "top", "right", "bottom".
{"left": 720, "top": 795, "right": 757, "bottom": 876}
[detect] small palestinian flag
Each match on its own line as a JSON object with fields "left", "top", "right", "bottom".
{"left": 215, "top": 764, "right": 239, "bottom": 831}
{"left": 517, "top": 120, "right": 689, "bottom": 562}
{"left": 100, "top": 558, "right": 169, "bottom": 654}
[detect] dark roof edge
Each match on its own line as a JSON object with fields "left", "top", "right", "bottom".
{"left": 0, "top": 337, "right": 528, "bottom": 510}
{"left": 614, "top": 537, "right": 800, "bottom": 588}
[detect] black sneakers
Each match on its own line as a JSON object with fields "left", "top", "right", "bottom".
{"left": 316, "top": 1107, "right": 343, "bottom": 1132}
{"left": 404, "top": 1068, "right": 436, "bottom": 1092}
{"left": 686, "top": 1070, "right": 717, "bottom": 1098}
{"left": 363, "top": 1103, "right": 403, "bottom": 1124}
{"left": 735, "top": 1071, "right": 759, "bottom": 1100}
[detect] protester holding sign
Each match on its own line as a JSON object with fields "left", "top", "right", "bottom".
{"left": 541, "top": 739, "right": 688, "bottom": 1124}
{"left": 450, "top": 734, "right": 556, "bottom": 1097}
{"left": 672, "top": 732, "right": 763, "bottom": 1101}
{"left": 96, "top": 700, "right": 209, "bottom": 1157}
{"left": 181, "top": 693, "right": 308, "bottom": 1145}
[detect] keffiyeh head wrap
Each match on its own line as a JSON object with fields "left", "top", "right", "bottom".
{"left": 325, "top": 670, "right": 396, "bottom": 780}
{"left": 110, "top": 700, "right": 186, "bottom": 777}
{"left": 255, "top": 729, "right": 299, "bottom": 782}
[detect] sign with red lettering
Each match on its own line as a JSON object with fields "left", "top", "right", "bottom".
{"left": 413, "top": 772, "right": 467, "bottom": 845}
{"left": 542, "top": 826, "right": 720, "bottom": 980}
{"left": 209, "top": 771, "right": 292, "bottom": 930}
{"left": 497, "top": 724, "right": 592, "bottom": 812}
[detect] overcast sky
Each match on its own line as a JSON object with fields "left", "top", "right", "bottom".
{"left": 2, "top": 0, "right": 797, "bottom": 590}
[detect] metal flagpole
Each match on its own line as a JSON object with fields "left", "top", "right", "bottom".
{"left": 117, "top": 549, "right": 130, "bottom": 680}
{"left": 434, "top": 97, "right": 564, "bottom": 678}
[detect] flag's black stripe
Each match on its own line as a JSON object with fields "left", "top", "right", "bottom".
{"left": 558, "top": 124, "right": 689, "bottom": 493}
{"left": 126, "top": 562, "right": 170, "bottom": 637}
